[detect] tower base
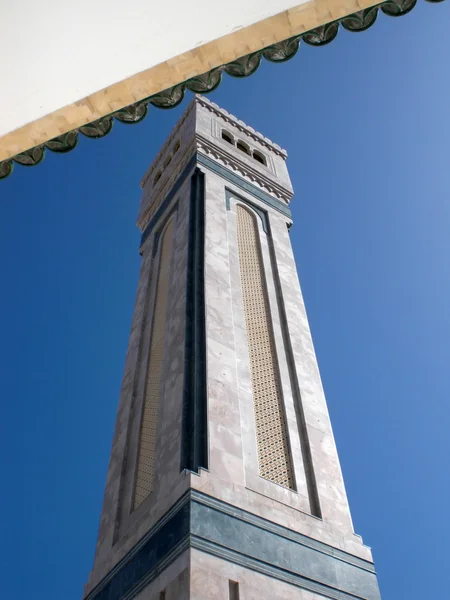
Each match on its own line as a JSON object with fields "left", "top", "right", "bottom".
{"left": 84, "top": 491, "right": 381, "bottom": 600}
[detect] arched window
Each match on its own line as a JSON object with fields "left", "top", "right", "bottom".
{"left": 154, "top": 171, "right": 162, "bottom": 185}
{"left": 237, "top": 140, "right": 251, "bottom": 155}
{"left": 163, "top": 154, "right": 172, "bottom": 168}
{"left": 173, "top": 140, "right": 180, "bottom": 153}
{"left": 222, "top": 130, "right": 234, "bottom": 145}
{"left": 253, "top": 150, "right": 266, "bottom": 165}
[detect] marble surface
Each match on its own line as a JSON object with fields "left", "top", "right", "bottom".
{"left": 85, "top": 491, "right": 380, "bottom": 600}
{"left": 85, "top": 97, "right": 379, "bottom": 600}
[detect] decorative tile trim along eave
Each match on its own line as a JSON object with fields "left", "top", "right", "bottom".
{"left": 0, "top": 0, "right": 445, "bottom": 181}
{"left": 83, "top": 490, "right": 380, "bottom": 600}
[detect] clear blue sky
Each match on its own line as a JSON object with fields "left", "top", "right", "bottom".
{"left": 1, "top": 3, "right": 449, "bottom": 598}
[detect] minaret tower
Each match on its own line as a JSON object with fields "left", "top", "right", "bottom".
{"left": 83, "top": 96, "right": 381, "bottom": 600}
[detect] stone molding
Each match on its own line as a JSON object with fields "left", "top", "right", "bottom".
{"left": 139, "top": 151, "right": 292, "bottom": 253}
{"left": 197, "top": 152, "right": 292, "bottom": 218}
{"left": 139, "top": 126, "right": 292, "bottom": 233}
{"left": 225, "top": 188, "right": 270, "bottom": 234}
{"left": 83, "top": 490, "right": 380, "bottom": 600}
{"left": 196, "top": 134, "right": 292, "bottom": 202}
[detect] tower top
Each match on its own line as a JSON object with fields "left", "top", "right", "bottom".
{"left": 193, "top": 95, "right": 288, "bottom": 157}
{"left": 138, "top": 94, "right": 293, "bottom": 231}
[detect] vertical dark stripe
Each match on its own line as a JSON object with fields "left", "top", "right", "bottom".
{"left": 229, "top": 581, "right": 240, "bottom": 600}
{"left": 181, "top": 167, "right": 208, "bottom": 472}
{"left": 266, "top": 221, "right": 322, "bottom": 518}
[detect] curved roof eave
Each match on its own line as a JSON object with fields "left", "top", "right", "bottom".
{"left": 0, "top": 0, "right": 444, "bottom": 180}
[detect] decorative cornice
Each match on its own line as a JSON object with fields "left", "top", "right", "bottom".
{"left": 0, "top": 0, "right": 445, "bottom": 181}
{"left": 139, "top": 148, "right": 293, "bottom": 253}
{"left": 140, "top": 131, "right": 292, "bottom": 232}
{"left": 196, "top": 135, "right": 292, "bottom": 202}
{"left": 197, "top": 152, "right": 292, "bottom": 219}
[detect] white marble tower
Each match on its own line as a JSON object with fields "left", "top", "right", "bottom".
{"left": 83, "top": 95, "right": 381, "bottom": 600}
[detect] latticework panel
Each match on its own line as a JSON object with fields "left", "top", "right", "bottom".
{"left": 236, "top": 205, "right": 294, "bottom": 489}
{"left": 133, "top": 218, "right": 175, "bottom": 509}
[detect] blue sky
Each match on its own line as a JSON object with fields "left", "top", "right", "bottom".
{"left": 1, "top": 3, "right": 449, "bottom": 598}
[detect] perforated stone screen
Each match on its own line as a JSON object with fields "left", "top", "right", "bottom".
{"left": 134, "top": 218, "right": 175, "bottom": 509}
{"left": 236, "top": 205, "right": 294, "bottom": 489}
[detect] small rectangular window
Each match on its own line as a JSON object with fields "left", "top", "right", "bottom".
{"left": 229, "top": 580, "right": 240, "bottom": 600}
{"left": 159, "top": 591, "right": 166, "bottom": 600}
{"left": 236, "top": 141, "right": 250, "bottom": 155}
{"left": 253, "top": 150, "right": 266, "bottom": 165}
{"left": 222, "top": 130, "right": 234, "bottom": 145}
